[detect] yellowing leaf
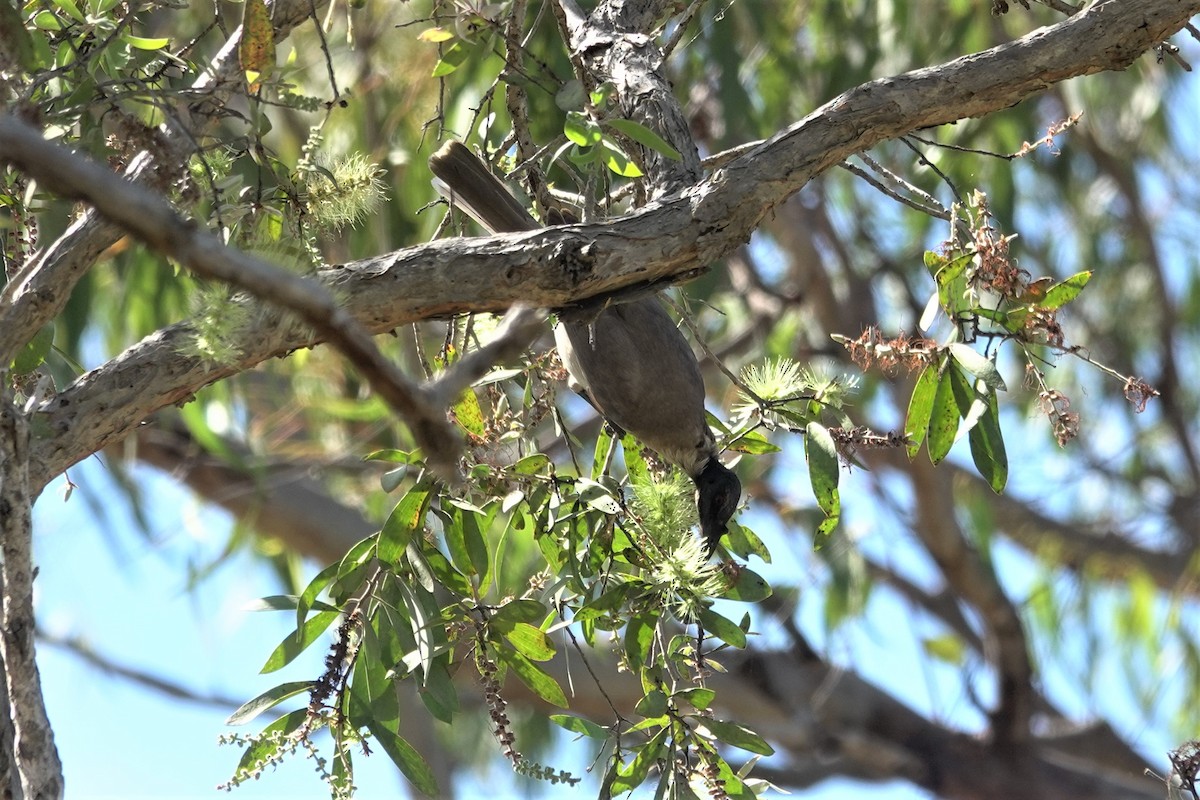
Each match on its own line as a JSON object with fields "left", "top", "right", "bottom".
{"left": 239, "top": 0, "right": 275, "bottom": 92}
{"left": 418, "top": 26, "right": 455, "bottom": 42}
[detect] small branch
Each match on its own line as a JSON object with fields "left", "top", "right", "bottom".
{"left": 37, "top": 629, "right": 246, "bottom": 710}
{"left": 425, "top": 305, "right": 548, "bottom": 408}
{"left": 0, "top": 114, "right": 465, "bottom": 480}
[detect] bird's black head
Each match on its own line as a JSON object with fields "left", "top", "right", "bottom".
{"left": 694, "top": 459, "right": 741, "bottom": 556}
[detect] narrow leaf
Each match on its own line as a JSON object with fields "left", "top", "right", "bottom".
{"left": 700, "top": 718, "right": 775, "bottom": 756}
{"left": 226, "top": 681, "right": 313, "bottom": 725}
{"left": 497, "top": 649, "right": 568, "bottom": 707}
{"left": 601, "top": 118, "right": 682, "bottom": 160}
{"left": 238, "top": 0, "right": 274, "bottom": 91}
{"left": 905, "top": 361, "right": 939, "bottom": 458}
{"left": 261, "top": 610, "right": 339, "bottom": 673}
{"left": 550, "top": 714, "right": 607, "bottom": 739}
{"left": 968, "top": 385, "right": 1008, "bottom": 492}
{"left": 503, "top": 622, "right": 556, "bottom": 662}
{"left": 624, "top": 610, "right": 658, "bottom": 672}
{"left": 698, "top": 607, "right": 747, "bottom": 648}
{"left": 430, "top": 41, "right": 469, "bottom": 77}
{"left": 378, "top": 480, "right": 432, "bottom": 563}
{"left": 367, "top": 717, "right": 439, "bottom": 796}
{"left": 927, "top": 363, "right": 960, "bottom": 465}
{"left": 1040, "top": 270, "right": 1092, "bottom": 310}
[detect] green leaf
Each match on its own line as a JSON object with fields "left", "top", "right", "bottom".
{"left": 431, "top": 41, "right": 470, "bottom": 77}
{"left": 11, "top": 323, "right": 53, "bottom": 374}
{"left": 906, "top": 361, "right": 939, "bottom": 458}
{"left": 624, "top": 609, "right": 658, "bottom": 672}
{"left": 727, "top": 429, "right": 781, "bottom": 455}
{"left": 805, "top": 422, "right": 840, "bottom": 544}
{"left": 722, "top": 520, "right": 771, "bottom": 563}
{"left": 1040, "top": 270, "right": 1092, "bottom": 310}
{"left": 261, "top": 610, "right": 339, "bottom": 673}
{"left": 564, "top": 110, "right": 602, "bottom": 146}
{"left": 417, "top": 26, "right": 454, "bottom": 42}
{"left": 550, "top": 714, "right": 607, "bottom": 739}
{"left": 922, "top": 634, "right": 967, "bottom": 665}
{"left": 418, "top": 657, "right": 459, "bottom": 723}
{"left": 927, "top": 362, "right": 961, "bottom": 465}
{"left": 379, "top": 480, "right": 433, "bottom": 564}
{"left": 601, "top": 118, "right": 682, "bottom": 161}
{"left": 676, "top": 687, "right": 716, "bottom": 711}
{"left": 577, "top": 478, "right": 622, "bottom": 515}
{"left": 621, "top": 434, "right": 650, "bottom": 482}
{"left": 611, "top": 728, "right": 667, "bottom": 795}
{"left": 699, "top": 718, "right": 774, "bottom": 756}
{"left": 51, "top": 0, "right": 85, "bottom": 22}
{"left": 968, "top": 385, "right": 1008, "bottom": 492}
{"left": 925, "top": 251, "right": 972, "bottom": 315}
{"left": 635, "top": 689, "right": 668, "bottom": 718}
{"left": 489, "top": 599, "right": 547, "bottom": 631}
{"left": 601, "top": 142, "right": 643, "bottom": 177}
{"left": 574, "top": 583, "right": 631, "bottom": 623}
{"left": 296, "top": 561, "right": 339, "bottom": 636}
{"left": 366, "top": 717, "right": 439, "bottom": 797}
{"left": 497, "top": 648, "right": 568, "bottom": 707}
{"left": 948, "top": 343, "right": 1006, "bottom": 392}
{"left": 123, "top": 34, "right": 169, "bottom": 50}
{"left": 503, "top": 622, "right": 556, "bottom": 661}
{"left": 450, "top": 388, "right": 486, "bottom": 438}
{"left": 445, "top": 504, "right": 490, "bottom": 582}
{"left": 698, "top": 607, "right": 747, "bottom": 648}
{"left": 720, "top": 567, "right": 772, "bottom": 602}
{"left": 349, "top": 623, "right": 399, "bottom": 724}
{"left": 226, "top": 681, "right": 313, "bottom": 725}
{"left": 511, "top": 453, "right": 550, "bottom": 474}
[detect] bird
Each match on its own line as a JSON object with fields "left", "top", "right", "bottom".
{"left": 429, "top": 140, "right": 741, "bottom": 555}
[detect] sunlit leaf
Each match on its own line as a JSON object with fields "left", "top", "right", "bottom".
{"left": 550, "top": 714, "right": 607, "bottom": 739}
{"left": 698, "top": 607, "right": 747, "bottom": 648}
{"left": 698, "top": 718, "right": 774, "bottom": 756}
{"left": 261, "top": 610, "right": 339, "bottom": 673}
{"left": 497, "top": 648, "right": 567, "bottom": 707}
{"left": 1040, "top": 270, "right": 1092, "bottom": 309}
{"left": 226, "top": 681, "right": 313, "bottom": 725}
{"left": 602, "top": 118, "right": 682, "bottom": 161}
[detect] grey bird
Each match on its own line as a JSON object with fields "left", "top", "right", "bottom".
{"left": 429, "top": 141, "right": 741, "bottom": 554}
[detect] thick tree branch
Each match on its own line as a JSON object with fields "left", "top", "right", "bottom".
{"left": 0, "top": 394, "right": 63, "bottom": 800}
{"left": 20, "top": 0, "right": 1199, "bottom": 496}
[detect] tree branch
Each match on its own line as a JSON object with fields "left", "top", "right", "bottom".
{"left": 0, "top": 393, "right": 63, "bottom": 800}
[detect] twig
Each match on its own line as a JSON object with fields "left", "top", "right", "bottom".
{"left": 37, "top": 629, "right": 246, "bottom": 710}
{"left": 426, "top": 306, "right": 548, "bottom": 408}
